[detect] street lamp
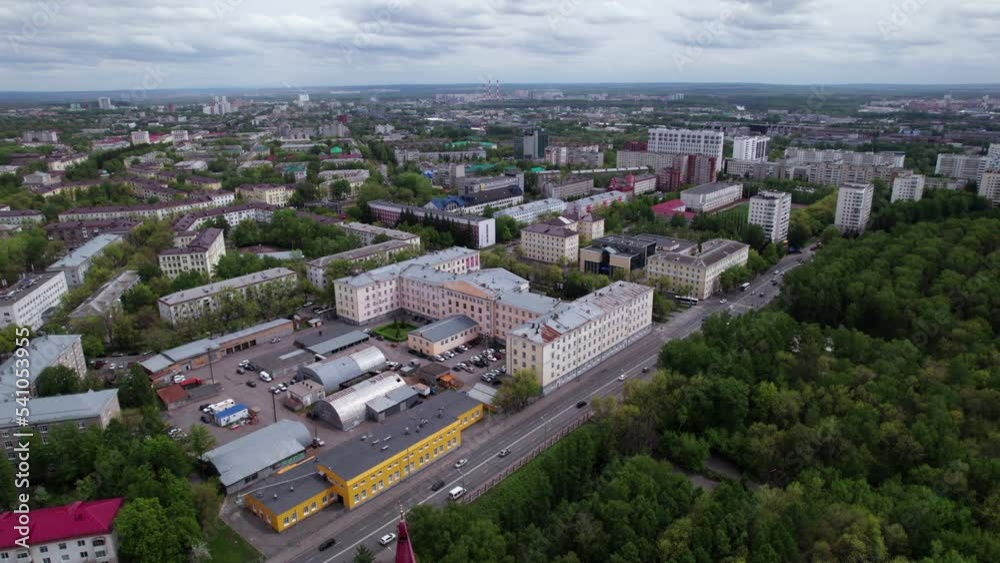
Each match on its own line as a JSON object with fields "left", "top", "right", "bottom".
{"left": 456, "top": 466, "right": 466, "bottom": 491}
{"left": 206, "top": 344, "right": 217, "bottom": 385}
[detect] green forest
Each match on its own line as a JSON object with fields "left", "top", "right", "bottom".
{"left": 407, "top": 213, "right": 1000, "bottom": 562}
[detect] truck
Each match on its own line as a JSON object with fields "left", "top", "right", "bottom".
{"left": 204, "top": 398, "right": 235, "bottom": 415}
{"left": 179, "top": 377, "right": 203, "bottom": 390}
{"left": 214, "top": 403, "right": 250, "bottom": 427}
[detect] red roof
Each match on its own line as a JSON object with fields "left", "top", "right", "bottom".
{"left": 156, "top": 383, "right": 188, "bottom": 404}
{"left": 650, "top": 199, "right": 686, "bottom": 216}
{"left": 0, "top": 498, "right": 124, "bottom": 548}
{"left": 394, "top": 512, "right": 418, "bottom": 563}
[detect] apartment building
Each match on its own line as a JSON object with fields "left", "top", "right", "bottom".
{"left": 21, "top": 130, "right": 59, "bottom": 143}
{"left": 57, "top": 192, "right": 235, "bottom": 222}
{"left": 748, "top": 190, "right": 792, "bottom": 243}
{"left": 69, "top": 270, "right": 141, "bottom": 320}
{"left": 564, "top": 191, "right": 628, "bottom": 218}
{"left": 495, "top": 198, "right": 567, "bottom": 224}
{"left": 306, "top": 240, "right": 415, "bottom": 289}
{"left": 577, "top": 215, "right": 604, "bottom": 243}
{"left": 935, "top": 154, "right": 988, "bottom": 181}
{"left": 541, "top": 177, "right": 594, "bottom": 199}
{"left": 158, "top": 228, "right": 226, "bottom": 279}
{"left": 425, "top": 186, "right": 524, "bottom": 216}
{"left": 0, "top": 389, "right": 120, "bottom": 459}
{"left": 171, "top": 202, "right": 277, "bottom": 233}
{"left": 834, "top": 182, "right": 875, "bottom": 234}
{"left": 805, "top": 161, "right": 900, "bottom": 185}
{"left": 784, "top": 148, "right": 906, "bottom": 167}
{"left": 680, "top": 182, "right": 744, "bottom": 212}
{"left": 647, "top": 128, "right": 724, "bottom": 162}
{"left": 236, "top": 184, "right": 295, "bottom": 207}
{"left": 0, "top": 498, "right": 124, "bottom": 563}
{"left": 725, "top": 159, "right": 788, "bottom": 180}
{"left": 732, "top": 136, "right": 770, "bottom": 161}
{"left": 339, "top": 222, "right": 420, "bottom": 247}
{"left": 157, "top": 267, "right": 297, "bottom": 325}
{"left": 45, "top": 219, "right": 141, "bottom": 250}
{"left": 979, "top": 171, "right": 1000, "bottom": 207}
{"left": 646, "top": 239, "right": 750, "bottom": 299}
{"left": 544, "top": 144, "right": 603, "bottom": 167}
{"left": 46, "top": 233, "right": 121, "bottom": 288}
{"left": 521, "top": 218, "right": 580, "bottom": 264}
{"left": 0, "top": 210, "right": 45, "bottom": 226}
{"left": 506, "top": 282, "right": 653, "bottom": 394}
{"left": 0, "top": 272, "right": 69, "bottom": 331}
{"left": 891, "top": 171, "right": 926, "bottom": 203}
{"left": 0, "top": 334, "right": 86, "bottom": 400}
{"left": 616, "top": 150, "right": 681, "bottom": 171}
{"left": 367, "top": 201, "right": 496, "bottom": 248}
{"left": 130, "top": 130, "right": 150, "bottom": 145}
{"left": 608, "top": 174, "right": 657, "bottom": 196}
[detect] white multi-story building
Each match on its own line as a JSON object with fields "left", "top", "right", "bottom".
{"left": 158, "top": 267, "right": 297, "bottom": 325}
{"left": 646, "top": 239, "right": 750, "bottom": 299}
{"left": 732, "top": 136, "right": 770, "bottom": 161}
{"left": 506, "top": 282, "right": 653, "bottom": 394}
{"left": 520, "top": 218, "right": 579, "bottom": 264}
{"left": 979, "top": 171, "right": 1000, "bottom": 207}
{"left": 158, "top": 228, "right": 226, "bottom": 279}
{"left": 0, "top": 272, "right": 69, "bottom": 330}
{"left": 0, "top": 334, "right": 86, "bottom": 399}
{"left": 935, "top": 154, "right": 988, "bottom": 181}
{"left": 172, "top": 129, "right": 190, "bottom": 143}
{"left": 784, "top": 148, "right": 905, "bottom": 167}
{"left": 891, "top": 171, "right": 926, "bottom": 203}
{"left": 22, "top": 130, "right": 60, "bottom": 143}
{"left": 647, "top": 128, "right": 724, "bottom": 162}
{"left": 338, "top": 222, "right": 420, "bottom": 246}
{"left": 367, "top": 201, "right": 496, "bottom": 248}
{"left": 564, "top": 191, "right": 628, "bottom": 218}
{"left": 680, "top": 182, "right": 744, "bottom": 212}
{"left": 306, "top": 240, "right": 415, "bottom": 289}
{"left": 130, "top": 130, "right": 150, "bottom": 145}
{"left": 236, "top": 184, "right": 295, "bottom": 207}
{"left": 0, "top": 498, "right": 124, "bottom": 563}
{"left": 495, "top": 198, "right": 567, "bottom": 224}
{"left": 541, "top": 177, "right": 594, "bottom": 199}
{"left": 46, "top": 233, "right": 121, "bottom": 287}
{"left": 748, "top": 191, "right": 792, "bottom": 243}
{"left": 97, "top": 97, "right": 112, "bottom": 110}
{"left": 834, "top": 182, "right": 875, "bottom": 234}
{"left": 804, "top": 162, "right": 900, "bottom": 186}
{"left": 57, "top": 192, "right": 236, "bottom": 222}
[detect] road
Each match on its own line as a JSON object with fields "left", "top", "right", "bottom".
{"left": 283, "top": 249, "right": 813, "bottom": 563}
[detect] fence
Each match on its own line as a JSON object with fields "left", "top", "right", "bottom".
{"left": 462, "top": 412, "right": 592, "bottom": 503}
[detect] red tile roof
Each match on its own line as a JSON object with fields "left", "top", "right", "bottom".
{"left": 0, "top": 498, "right": 124, "bottom": 548}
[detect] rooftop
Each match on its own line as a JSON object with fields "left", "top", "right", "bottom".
{"left": 655, "top": 238, "right": 750, "bottom": 268}
{"left": 140, "top": 319, "right": 293, "bottom": 373}
{"left": 0, "top": 388, "right": 118, "bottom": 423}
{"left": 496, "top": 290, "right": 560, "bottom": 314}
{"left": 47, "top": 234, "right": 123, "bottom": 272}
{"left": 510, "top": 281, "right": 652, "bottom": 344}
{"left": 522, "top": 221, "right": 577, "bottom": 238}
{"left": 0, "top": 335, "right": 81, "bottom": 399}
{"left": 317, "top": 392, "right": 480, "bottom": 481}
{"left": 244, "top": 458, "right": 334, "bottom": 517}
{"left": 410, "top": 315, "right": 478, "bottom": 343}
{"left": 0, "top": 498, "right": 125, "bottom": 549}
{"left": 69, "top": 270, "right": 141, "bottom": 319}
{"left": 158, "top": 267, "right": 296, "bottom": 306}
{"left": 308, "top": 240, "right": 412, "bottom": 266}
{"left": 203, "top": 419, "right": 313, "bottom": 488}
{"left": 0, "top": 272, "right": 65, "bottom": 305}
{"left": 335, "top": 247, "right": 478, "bottom": 288}
{"left": 682, "top": 181, "right": 743, "bottom": 195}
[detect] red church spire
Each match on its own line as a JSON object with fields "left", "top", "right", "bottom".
{"left": 395, "top": 505, "right": 418, "bottom": 563}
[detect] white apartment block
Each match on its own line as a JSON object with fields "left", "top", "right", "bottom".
{"left": 520, "top": 218, "right": 579, "bottom": 264}
{"left": 784, "top": 148, "right": 905, "bottom": 167}
{"left": 680, "top": 182, "right": 744, "bottom": 212}
{"left": 158, "top": 267, "right": 297, "bottom": 325}
{"left": 0, "top": 272, "right": 69, "bottom": 330}
{"left": 979, "top": 171, "right": 1000, "bottom": 207}
{"left": 646, "top": 239, "right": 750, "bottom": 300}
{"left": 506, "top": 282, "right": 653, "bottom": 394}
{"left": 236, "top": 184, "right": 295, "bottom": 207}
{"left": 935, "top": 154, "right": 987, "bottom": 181}
{"left": 57, "top": 192, "right": 236, "bottom": 222}
{"left": 564, "top": 191, "right": 628, "bottom": 218}
{"left": 0, "top": 334, "right": 86, "bottom": 399}
{"left": 615, "top": 150, "right": 683, "bottom": 170}
{"left": 339, "top": 222, "right": 420, "bottom": 246}
{"left": 495, "top": 198, "right": 567, "bottom": 224}
{"left": 647, "top": 128, "right": 724, "bottom": 162}
{"left": 732, "top": 136, "right": 770, "bottom": 161}
{"left": 577, "top": 215, "right": 604, "bottom": 243}
{"left": 130, "top": 130, "right": 150, "bottom": 145}
{"left": 989, "top": 143, "right": 1000, "bottom": 159}
{"left": 46, "top": 233, "right": 121, "bottom": 287}
{"left": 891, "top": 172, "right": 926, "bottom": 203}
{"left": 305, "top": 240, "right": 415, "bottom": 289}
{"left": 748, "top": 191, "right": 792, "bottom": 243}
{"left": 541, "top": 177, "right": 594, "bottom": 199}
{"left": 0, "top": 498, "right": 123, "bottom": 563}
{"left": 834, "top": 182, "right": 875, "bottom": 234}
{"left": 0, "top": 210, "right": 46, "bottom": 226}
{"left": 158, "top": 228, "right": 226, "bottom": 279}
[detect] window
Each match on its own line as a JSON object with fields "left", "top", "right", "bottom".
{"left": 58, "top": 544, "right": 66, "bottom": 551}
{"left": 39, "top": 547, "right": 48, "bottom": 554}
{"left": 95, "top": 551, "right": 107, "bottom": 559}
{"left": 77, "top": 541, "right": 86, "bottom": 547}
{"left": 79, "top": 553, "right": 88, "bottom": 559}
{"left": 92, "top": 539, "right": 105, "bottom": 547}
{"left": 61, "top": 556, "right": 69, "bottom": 562}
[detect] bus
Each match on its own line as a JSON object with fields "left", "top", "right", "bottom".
{"left": 674, "top": 295, "right": 699, "bottom": 306}
{"left": 739, "top": 282, "right": 751, "bottom": 291}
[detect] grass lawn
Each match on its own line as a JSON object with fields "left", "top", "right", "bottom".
{"left": 373, "top": 322, "right": 418, "bottom": 342}
{"left": 207, "top": 520, "right": 261, "bottom": 563}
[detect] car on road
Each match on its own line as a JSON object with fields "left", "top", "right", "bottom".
{"left": 245, "top": 381, "right": 256, "bottom": 387}
{"left": 430, "top": 479, "right": 446, "bottom": 492}
{"left": 312, "top": 437, "right": 325, "bottom": 447}
{"left": 259, "top": 372, "right": 272, "bottom": 382}
{"left": 379, "top": 533, "right": 397, "bottom": 546}
{"left": 576, "top": 400, "right": 588, "bottom": 408}
{"left": 497, "top": 449, "right": 511, "bottom": 458}
{"left": 454, "top": 458, "right": 468, "bottom": 469}
{"left": 759, "top": 292, "right": 765, "bottom": 297}
{"left": 277, "top": 383, "right": 287, "bottom": 391}
{"left": 642, "top": 367, "right": 650, "bottom": 373}
{"left": 719, "top": 298, "right": 727, "bottom": 304}
{"left": 318, "top": 538, "right": 337, "bottom": 551}
{"left": 618, "top": 374, "right": 627, "bottom": 381}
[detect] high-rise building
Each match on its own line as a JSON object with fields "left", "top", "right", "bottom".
{"left": 834, "top": 183, "right": 874, "bottom": 234}
{"left": 891, "top": 171, "right": 926, "bottom": 203}
{"left": 647, "top": 128, "right": 724, "bottom": 162}
{"left": 979, "top": 171, "right": 1000, "bottom": 207}
{"left": 748, "top": 190, "right": 792, "bottom": 243}
{"left": 129, "top": 130, "right": 150, "bottom": 145}
{"left": 519, "top": 129, "right": 549, "bottom": 159}
{"left": 732, "top": 136, "right": 770, "bottom": 161}
{"left": 935, "top": 154, "right": 988, "bottom": 181}
{"left": 97, "top": 97, "right": 112, "bottom": 110}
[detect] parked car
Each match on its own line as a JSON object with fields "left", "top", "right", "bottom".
{"left": 318, "top": 538, "right": 337, "bottom": 551}
{"left": 379, "top": 533, "right": 397, "bottom": 546}
{"left": 430, "top": 479, "right": 446, "bottom": 492}
{"left": 246, "top": 381, "right": 256, "bottom": 388}
{"left": 236, "top": 367, "right": 245, "bottom": 375}
{"left": 618, "top": 374, "right": 627, "bottom": 381}
{"left": 642, "top": 367, "right": 650, "bottom": 373}
{"left": 454, "top": 458, "right": 468, "bottom": 469}
{"left": 277, "top": 383, "right": 287, "bottom": 391}
{"left": 312, "top": 437, "right": 325, "bottom": 447}
{"left": 576, "top": 400, "right": 588, "bottom": 408}
{"left": 200, "top": 414, "right": 212, "bottom": 424}
{"left": 259, "top": 372, "right": 272, "bottom": 382}
{"left": 270, "top": 337, "right": 281, "bottom": 344}
{"left": 497, "top": 449, "right": 511, "bottom": 458}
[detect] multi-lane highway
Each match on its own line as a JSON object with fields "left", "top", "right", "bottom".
{"left": 282, "top": 249, "right": 813, "bottom": 563}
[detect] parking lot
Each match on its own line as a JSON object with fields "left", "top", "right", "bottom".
{"left": 161, "top": 317, "right": 504, "bottom": 452}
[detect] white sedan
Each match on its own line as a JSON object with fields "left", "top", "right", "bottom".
{"left": 379, "top": 533, "right": 397, "bottom": 546}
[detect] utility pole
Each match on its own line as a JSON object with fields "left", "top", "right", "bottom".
{"left": 271, "top": 390, "right": 277, "bottom": 423}
{"left": 206, "top": 344, "right": 217, "bottom": 385}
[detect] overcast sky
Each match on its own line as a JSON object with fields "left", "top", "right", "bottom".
{"left": 1, "top": 0, "right": 998, "bottom": 92}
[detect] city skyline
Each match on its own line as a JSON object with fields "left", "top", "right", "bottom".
{"left": 2, "top": 0, "right": 999, "bottom": 92}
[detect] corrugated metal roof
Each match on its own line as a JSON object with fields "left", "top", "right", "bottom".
{"left": 0, "top": 389, "right": 117, "bottom": 424}
{"left": 410, "top": 315, "right": 478, "bottom": 343}
{"left": 320, "top": 372, "right": 406, "bottom": 430}
{"left": 299, "top": 346, "right": 386, "bottom": 393}
{"left": 203, "top": 420, "right": 312, "bottom": 488}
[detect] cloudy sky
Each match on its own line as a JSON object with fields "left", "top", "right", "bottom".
{"left": 1, "top": 0, "right": 998, "bottom": 91}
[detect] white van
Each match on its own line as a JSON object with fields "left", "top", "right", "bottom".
{"left": 448, "top": 486, "right": 466, "bottom": 500}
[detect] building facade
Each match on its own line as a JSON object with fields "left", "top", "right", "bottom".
{"left": 158, "top": 228, "right": 226, "bottom": 279}
{"left": 0, "top": 498, "right": 124, "bottom": 563}
{"left": 732, "top": 136, "right": 770, "bottom": 161}
{"left": 46, "top": 233, "right": 121, "bottom": 288}
{"left": 979, "top": 171, "right": 1000, "bottom": 207}
{"left": 406, "top": 315, "right": 480, "bottom": 356}
{"left": 494, "top": 198, "right": 567, "bottom": 224}
{"left": 646, "top": 239, "right": 750, "bottom": 299}
{"left": 541, "top": 177, "right": 594, "bottom": 199}
{"left": 891, "top": 171, "right": 926, "bottom": 203}
{"left": 834, "top": 182, "right": 875, "bottom": 234}
{"left": 564, "top": 191, "right": 628, "bottom": 218}
{"left": 0, "top": 272, "right": 69, "bottom": 330}
{"left": 0, "top": 389, "right": 120, "bottom": 460}
{"left": 0, "top": 335, "right": 87, "bottom": 400}
{"left": 647, "top": 128, "right": 724, "bottom": 162}
{"left": 521, "top": 219, "right": 580, "bottom": 264}
{"left": 305, "top": 240, "right": 415, "bottom": 289}
{"left": 236, "top": 184, "right": 295, "bottom": 207}
{"left": 748, "top": 190, "right": 792, "bottom": 243}
{"left": 367, "top": 201, "right": 496, "bottom": 248}
{"left": 935, "top": 154, "right": 987, "bottom": 181}
{"left": 157, "top": 267, "right": 297, "bottom": 325}
{"left": 680, "top": 182, "right": 744, "bottom": 213}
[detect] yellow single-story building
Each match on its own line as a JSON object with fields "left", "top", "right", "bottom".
{"left": 406, "top": 315, "right": 480, "bottom": 357}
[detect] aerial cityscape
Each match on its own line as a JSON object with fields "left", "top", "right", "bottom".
{"left": 1, "top": 2, "right": 1000, "bottom": 563}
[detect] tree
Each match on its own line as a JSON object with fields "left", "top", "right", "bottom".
{"left": 189, "top": 482, "right": 222, "bottom": 533}
{"left": 493, "top": 369, "right": 541, "bottom": 413}
{"left": 35, "top": 365, "right": 82, "bottom": 397}
{"left": 119, "top": 365, "right": 157, "bottom": 408}
{"left": 353, "top": 545, "right": 376, "bottom": 563}
{"left": 0, "top": 455, "right": 16, "bottom": 511}
{"left": 496, "top": 215, "right": 521, "bottom": 243}
{"left": 115, "top": 497, "right": 193, "bottom": 563}
{"left": 186, "top": 425, "right": 216, "bottom": 465}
